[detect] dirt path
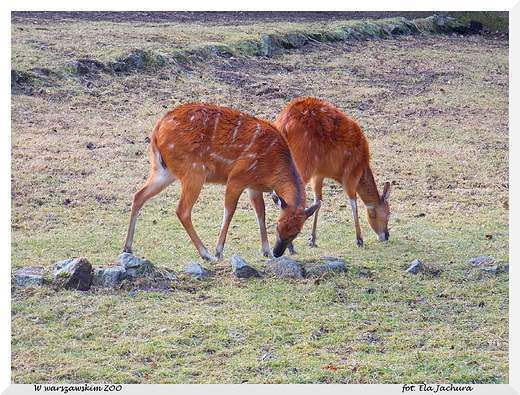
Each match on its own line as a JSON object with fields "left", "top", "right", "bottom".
{"left": 11, "top": 11, "right": 441, "bottom": 25}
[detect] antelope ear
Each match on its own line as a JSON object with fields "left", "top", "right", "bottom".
{"left": 382, "top": 182, "right": 391, "bottom": 201}
{"left": 305, "top": 200, "right": 322, "bottom": 219}
{"left": 272, "top": 192, "right": 288, "bottom": 209}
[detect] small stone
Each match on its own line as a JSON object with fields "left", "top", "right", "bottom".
{"left": 267, "top": 257, "right": 304, "bottom": 279}
{"left": 231, "top": 255, "right": 262, "bottom": 279}
{"left": 67, "top": 60, "right": 89, "bottom": 75}
{"left": 465, "top": 255, "right": 496, "bottom": 265}
{"left": 305, "top": 258, "right": 347, "bottom": 278}
{"left": 406, "top": 259, "right": 423, "bottom": 274}
{"left": 54, "top": 257, "right": 92, "bottom": 291}
{"left": 116, "top": 252, "right": 150, "bottom": 277}
{"left": 92, "top": 266, "right": 127, "bottom": 287}
{"left": 260, "top": 34, "right": 273, "bottom": 57}
{"left": 183, "top": 263, "right": 208, "bottom": 281}
{"left": 13, "top": 268, "right": 44, "bottom": 287}
{"left": 482, "top": 266, "right": 499, "bottom": 274}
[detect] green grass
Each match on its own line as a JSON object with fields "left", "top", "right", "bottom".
{"left": 11, "top": 13, "right": 508, "bottom": 384}
{"left": 11, "top": 266, "right": 508, "bottom": 384}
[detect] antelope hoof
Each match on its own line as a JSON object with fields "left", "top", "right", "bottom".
{"left": 288, "top": 243, "right": 298, "bottom": 255}
{"left": 263, "top": 250, "right": 274, "bottom": 259}
{"left": 357, "top": 238, "right": 365, "bottom": 247}
{"left": 308, "top": 235, "right": 317, "bottom": 247}
{"left": 202, "top": 249, "right": 217, "bottom": 262}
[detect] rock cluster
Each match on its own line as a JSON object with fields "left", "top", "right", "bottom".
{"left": 404, "top": 255, "right": 509, "bottom": 277}
{"left": 12, "top": 252, "right": 508, "bottom": 291}
{"left": 183, "top": 263, "right": 208, "bottom": 281}
{"left": 12, "top": 253, "right": 165, "bottom": 291}
{"left": 230, "top": 255, "right": 347, "bottom": 280}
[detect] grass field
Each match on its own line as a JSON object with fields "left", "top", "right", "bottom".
{"left": 11, "top": 12, "right": 509, "bottom": 384}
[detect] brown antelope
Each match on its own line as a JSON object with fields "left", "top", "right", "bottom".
{"left": 274, "top": 97, "right": 391, "bottom": 248}
{"left": 123, "top": 102, "right": 321, "bottom": 262}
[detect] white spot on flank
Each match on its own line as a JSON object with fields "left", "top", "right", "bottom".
{"left": 263, "top": 139, "right": 278, "bottom": 154}
{"left": 243, "top": 123, "right": 262, "bottom": 152}
{"left": 232, "top": 117, "right": 242, "bottom": 140}
{"left": 169, "top": 143, "right": 175, "bottom": 149}
{"left": 210, "top": 152, "right": 234, "bottom": 164}
{"left": 190, "top": 115, "right": 195, "bottom": 122}
{"left": 255, "top": 122, "right": 262, "bottom": 136}
{"left": 247, "top": 160, "right": 258, "bottom": 172}
{"left": 214, "top": 112, "right": 221, "bottom": 133}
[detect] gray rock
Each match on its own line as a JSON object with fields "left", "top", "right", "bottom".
{"left": 116, "top": 252, "right": 150, "bottom": 277}
{"left": 184, "top": 263, "right": 208, "bottom": 281}
{"left": 465, "top": 255, "right": 496, "bottom": 265}
{"left": 281, "top": 33, "right": 308, "bottom": 49}
{"left": 320, "top": 256, "right": 345, "bottom": 263}
{"left": 305, "top": 259, "right": 347, "bottom": 278}
{"left": 54, "top": 257, "right": 92, "bottom": 291}
{"left": 110, "top": 60, "right": 129, "bottom": 72}
{"left": 465, "top": 255, "right": 504, "bottom": 277}
{"left": 13, "top": 268, "right": 44, "bottom": 287}
{"left": 482, "top": 266, "right": 499, "bottom": 274}
{"left": 122, "top": 50, "right": 148, "bottom": 70}
{"left": 55, "top": 258, "right": 75, "bottom": 271}
{"left": 92, "top": 266, "right": 127, "bottom": 287}
{"left": 67, "top": 60, "right": 89, "bottom": 75}
{"left": 502, "top": 263, "right": 509, "bottom": 272}
{"left": 231, "top": 255, "right": 262, "bottom": 279}
{"left": 260, "top": 34, "right": 273, "bottom": 57}
{"left": 406, "top": 259, "right": 423, "bottom": 274}
{"left": 267, "top": 257, "right": 304, "bottom": 279}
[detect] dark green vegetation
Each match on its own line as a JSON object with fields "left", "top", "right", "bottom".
{"left": 11, "top": 12, "right": 508, "bottom": 384}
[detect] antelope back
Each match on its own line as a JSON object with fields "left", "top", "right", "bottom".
{"left": 274, "top": 97, "right": 370, "bottom": 184}
{"left": 154, "top": 102, "right": 295, "bottom": 191}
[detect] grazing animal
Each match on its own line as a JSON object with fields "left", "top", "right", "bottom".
{"left": 274, "top": 97, "right": 391, "bottom": 248}
{"left": 123, "top": 102, "right": 321, "bottom": 261}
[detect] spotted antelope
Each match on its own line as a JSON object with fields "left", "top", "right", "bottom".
{"left": 123, "top": 102, "right": 321, "bottom": 261}
{"left": 275, "top": 97, "right": 391, "bottom": 248}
